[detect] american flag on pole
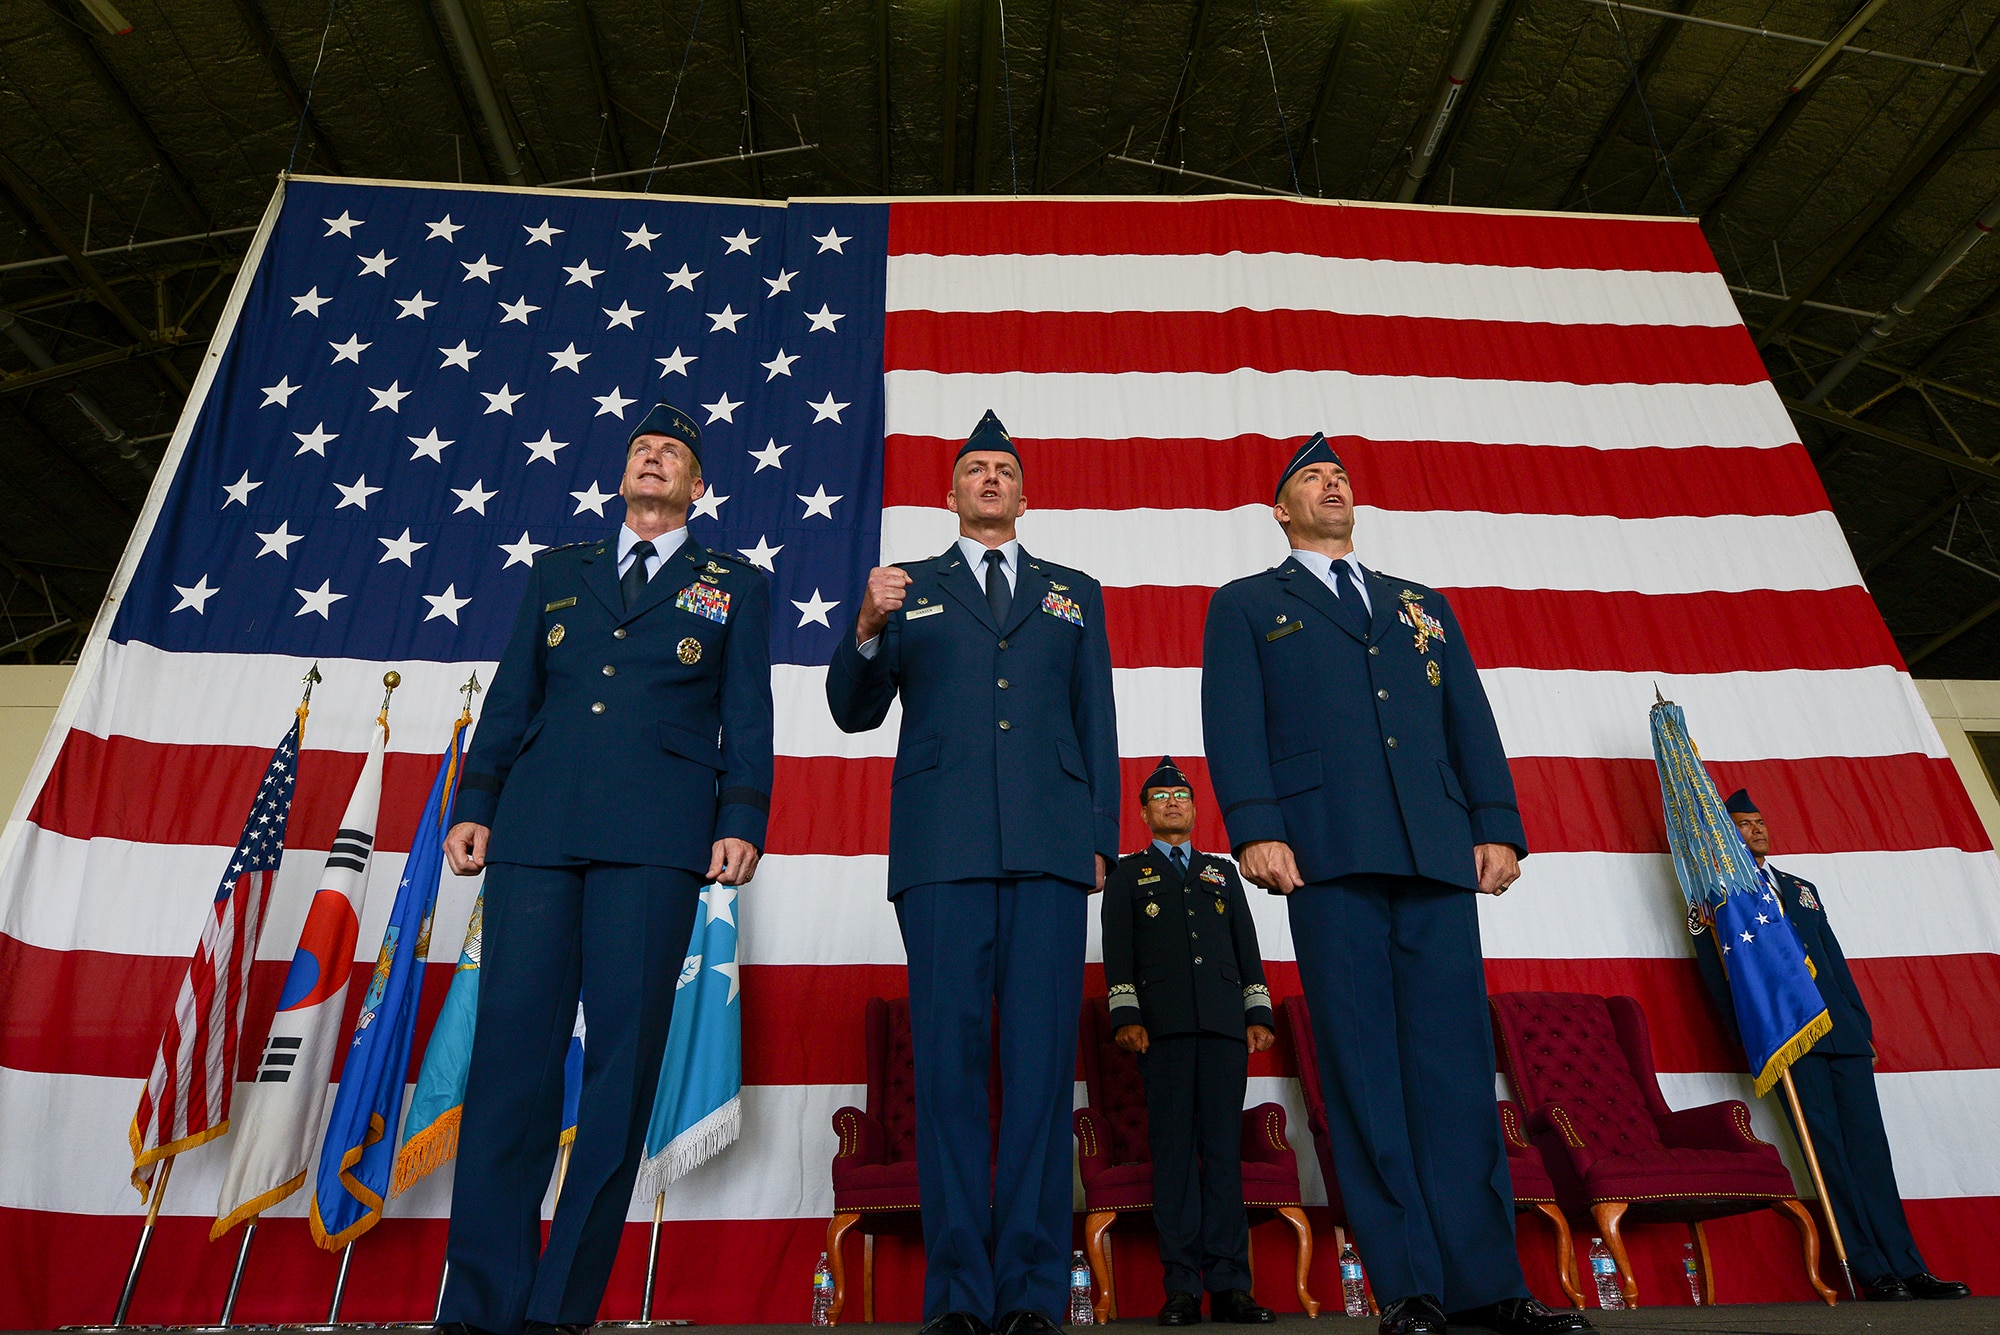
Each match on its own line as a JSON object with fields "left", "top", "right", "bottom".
{"left": 127, "top": 708, "right": 304, "bottom": 1196}
{"left": 3, "top": 185, "right": 2000, "bottom": 1323}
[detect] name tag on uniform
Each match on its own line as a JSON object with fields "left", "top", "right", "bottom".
{"left": 1266, "top": 620, "right": 1303, "bottom": 642}
{"left": 676, "top": 583, "right": 731, "bottom": 623}
{"left": 906, "top": 605, "right": 944, "bottom": 621}
{"left": 1040, "top": 590, "right": 1084, "bottom": 626}
{"left": 1137, "top": 873, "right": 1161, "bottom": 886}
{"left": 545, "top": 596, "right": 577, "bottom": 611}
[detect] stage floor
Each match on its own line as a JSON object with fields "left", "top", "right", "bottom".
{"left": 21, "top": 1305, "right": 1999, "bottom": 1335}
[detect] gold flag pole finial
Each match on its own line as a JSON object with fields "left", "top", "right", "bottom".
{"left": 302, "top": 662, "right": 323, "bottom": 703}
{"left": 379, "top": 670, "right": 402, "bottom": 729}
{"left": 460, "top": 670, "right": 481, "bottom": 718}
{"left": 1654, "top": 682, "right": 1668, "bottom": 707}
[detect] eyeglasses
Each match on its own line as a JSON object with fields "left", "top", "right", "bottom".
{"left": 1145, "top": 789, "right": 1193, "bottom": 803}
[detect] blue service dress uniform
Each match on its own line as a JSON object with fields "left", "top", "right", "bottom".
{"left": 825, "top": 543, "right": 1120, "bottom": 1324}
{"left": 1101, "top": 844, "right": 1274, "bottom": 1298}
{"left": 1692, "top": 863, "right": 1930, "bottom": 1283}
{"left": 1200, "top": 556, "right": 1530, "bottom": 1313}
{"left": 440, "top": 531, "right": 773, "bottom": 1332}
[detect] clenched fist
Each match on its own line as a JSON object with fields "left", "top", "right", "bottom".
{"left": 855, "top": 565, "right": 912, "bottom": 644}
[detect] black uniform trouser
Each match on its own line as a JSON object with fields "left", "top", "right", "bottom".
{"left": 1783, "top": 1050, "right": 1926, "bottom": 1282}
{"left": 1142, "top": 1033, "right": 1252, "bottom": 1295}
{"left": 440, "top": 861, "right": 702, "bottom": 1333}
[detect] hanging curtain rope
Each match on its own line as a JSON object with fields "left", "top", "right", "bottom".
{"left": 287, "top": 0, "right": 341, "bottom": 175}
{"left": 644, "top": 0, "right": 709, "bottom": 193}
{"left": 1253, "top": 0, "right": 1303, "bottom": 196}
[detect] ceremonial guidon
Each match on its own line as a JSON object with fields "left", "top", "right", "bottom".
{"left": 1101, "top": 757, "right": 1276, "bottom": 1326}
{"left": 1692, "top": 790, "right": 1970, "bottom": 1304}
{"left": 439, "top": 402, "right": 774, "bottom": 1335}
{"left": 1200, "top": 436, "right": 1587, "bottom": 1335}
{"left": 827, "top": 410, "right": 1120, "bottom": 1335}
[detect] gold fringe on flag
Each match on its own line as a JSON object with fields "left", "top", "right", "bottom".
{"left": 389, "top": 1106, "right": 462, "bottom": 1198}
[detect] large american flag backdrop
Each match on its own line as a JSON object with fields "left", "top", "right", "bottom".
{"left": 1, "top": 177, "right": 1997, "bottom": 1324}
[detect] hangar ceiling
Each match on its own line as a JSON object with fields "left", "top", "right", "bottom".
{"left": 2, "top": 0, "right": 1999, "bottom": 675}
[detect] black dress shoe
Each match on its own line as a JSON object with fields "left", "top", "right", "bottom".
{"left": 1378, "top": 1295, "right": 1448, "bottom": 1335}
{"left": 1863, "top": 1273, "right": 1915, "bottom": 1301}
{"left": 923, "top": 1314, "right": 997, "bottom": 1335}
{"left": 994, "top": 1310, "right": 1065, "bottom": 1335}
{"left": 1448, "top": 1297, "right": 1596, "bottom": 1333}
{"left": 432, "top": 1325, "right": 501, "bottom": 1335}
{"left": 1905, "top": 1271, "right": 1972, "bottom": 1299}
{"left": 1159, "top": 1290, "right": 1203, "bottom": 1325}
{"left": 523, "top": 1323, "right": 592, "bottom": 1335}
{"left": 1211, "top": 1290, "right": 1275, "bottom": 1324}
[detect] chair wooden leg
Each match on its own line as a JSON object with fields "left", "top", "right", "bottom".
{"left": 1277, "top": 1207, "right": 1319, "bottom": 1318}
{"left": 1772, "top": 1199, "right": 1838, "bottom": 1306}
{"left": 1687, "top": 1221, "right": 1714, "bottom": 1307}
{"left": 825, "top": 1213, "right": 860, "bottom": 1324}
{"left": 1534, "top": 1205, "right": 1582, "bottom": 1310}
{"left": 1590, "top": 1202, "right": 1639, "bottom": 1309}
{"left": 1085, "top": 1211, "right": 1118, "bottom": 1326}
{"left": 863, "top": 1233, "right": 876, "bottom": 1323}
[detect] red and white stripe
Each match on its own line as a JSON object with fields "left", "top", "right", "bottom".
{"left": 4, "top": 195, "right": 1999, "bottom": 1323}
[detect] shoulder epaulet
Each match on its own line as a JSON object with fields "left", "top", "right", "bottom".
{"left": 541, "top": 540, "right": 595, "bottom": 556}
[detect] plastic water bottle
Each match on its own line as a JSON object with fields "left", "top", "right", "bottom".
{"left": 1683, "top": 1241, "right": 1702, "bottom": 1305}
{"left": 1589, "top": 1238, "right": 1624, "bottom": 1310}
{"left": 1340, "top": 1242, "right": 1368, "bottom": 1317}
{"left": 811, "top": 1251, "right": 834, "bottom": 1326}
{"left": 1069, "top": 1250, "right": 1095, "bottom": 1325}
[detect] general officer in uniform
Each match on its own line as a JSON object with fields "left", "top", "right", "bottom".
{"left": 1102, "top": 756, "right": 1277, "bottom": 1326}
{"left": 1693, "top": 790, "right": 1970, "bottom": 1303}
{"left": 826, "top": 410, "right": 1120, "bottom": 1335}
{"left": 438, "top": 403, "right": 774, "bottom": 1335}
{"left": 1199, "top": 436, "right": 1589, "bottom": 1335}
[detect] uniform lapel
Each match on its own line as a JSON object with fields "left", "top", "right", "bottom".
{"left": 623, "top": 532, "right": 705, "bottom": 625}
{"left": 1001, "top": 548, "right": 1052, "bottom": 639}
{"left": 579, "top": 535, "right": 623, "bottom": 618}
{"left": 1364, "top": 566, "right": 1402, "bottom": 648}
{"left": 1275, "top": 557, "right": 1364, "bottom": 643}
{"left": 934, "top": 543, "right": 1000, "bottom": 634}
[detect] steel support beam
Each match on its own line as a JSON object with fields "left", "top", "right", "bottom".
{"left": 1415, "top": 0, "right": 1526, "bottom": 204}
{"left": 1157, "top": 0, "right": 1216, "bottom": 190}
{"left": 1030, "top": 0, "right": 1065, "bottom": 191}
{"left": 725, "top": 0, "right": 763, "bottom": 196}
{"left": 0, "top": 153, "right": 189, "bottom": 395}
{"left": 941, "top": 0, "right": 964, "bottom": 192}
{"left": 570, "top": 0, "right": 630, "bottom": 175}
{"left": 1699, "top": 87, "right": 1818, "bottom": 229}
{"left": 0, "top": 536, "right": 90, "bottom": 629}
{"left": 0, "top": 331, "right": 196, "bottom": 397}
{"left": 1783, "top": 398, "right": 2000, "bottom": 484}
{"left": 1300, "top": 8, "right": 1358, "bottom": 195}
{"left": 1906, "top": 591, "right": 2000, "bottom": 666}
{"left": 878, "top": 0, "right": 894, "bottom": 190}
{"left": 0, "top": 397, "right": 136, "bottom": 522}
{"left": 435, "top": 0, "right": 528, "bottom": 185}
{"left": 0, "top": 310, "right": 133, "bottom": 455}
{"left": 1757, "top": 62, "right": 2000, "bottom": 347}
{"left": 411, "top": 0, "right": 495, "bottom": 181}
{"left": 970, "top": 0, "right": 1002, "bottom": 193}
{"left": 1562, "top": 0, "right": 1695, "bottom": 210}
{"left": 1863, "top": 476, "right": 1989, "bottom": 574}
{"left": 54, "top": 3, "right": 209, "bottom": 228}
{"left": 228, "top": 0, "right": 345, "bottom": 175}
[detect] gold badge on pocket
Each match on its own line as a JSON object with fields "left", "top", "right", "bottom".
{"left": 1215, "top": 899, "right": 1226, "bottom": 914}
{"left": 1145, "top": 902, "right": 1160, "bottom": 917}
{"left": 678, "top": 636, "right": 703, "bottom": 665}
{"left": 1428, "top": 660, "right": 1442, "bottom": 687}
{"left": 546, "top": 623, "right": 565, "bottom": 648}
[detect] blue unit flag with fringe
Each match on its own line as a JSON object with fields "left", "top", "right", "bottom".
{"left": 310, "top": 706, "right": 469, "bottom": 1248}
{"left": 1650, "top": 697, "right": 1830, "bottom": 1096}
{"left": 633, "top": 881, "right": 742, "bottom": 1197}
{"left": 391, "top": 889, "right": 481, "bottom": 1197}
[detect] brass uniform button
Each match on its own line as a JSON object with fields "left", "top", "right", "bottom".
{"left": 998, "top": 639, "right": 1008, "bottom": 650}
{"left": 591, "top": 702, "right": 606, "bottom": 715}
{"left": 1376, "top": 688, "right": 1388, "bottom": 699}
{"left": 1368, "top": 645, "right": 1380, "bottom": 656}
{"left": 603, "top": 664, "right": 617, "bottom": 676}
{"left": 1386, "top": 736, "right": 1398, "bottom": 748}
{"left": 998, "top": 720, "right": 1012, "bottom": 730}
{"left": 997, "top": 678, "right": 1009, "bottom": 689}
{"left": 614, "top": 627, "right": 628, "bottom": 640}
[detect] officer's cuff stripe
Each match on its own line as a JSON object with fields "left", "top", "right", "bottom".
{"left": 1222, "top": 797, "right": 1278, "bottom": 817}
{"left": 1469, "top": 801, "right": 1518, "bottom": 814}
{"left": 461, "top": 771, "right": 502, "bottom": 795}
{"left": 718, "top": 786, "right": 771, "bottom": 815}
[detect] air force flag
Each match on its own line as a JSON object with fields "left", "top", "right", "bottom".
{"left": 633, "top": 881, "right": 742, "bottom": 1196}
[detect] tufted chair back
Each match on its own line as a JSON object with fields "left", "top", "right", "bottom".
{"left": 1078, "top": 997, "right": 1152, "bottom": 1165}
{"left": 864, "top": 996, "right": 920, "bottom": 1165}
{"left": 1489, "top": 992, "right": 1673, "bottom": 1160}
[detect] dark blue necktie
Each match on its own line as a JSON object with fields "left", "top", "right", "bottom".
{"left": 1328, "top": 559, "right": 1371, "bottom": 637}
{"left": 622, "top": 540, "right": 656, "bottom": 611}
{"left": 1171, "top": 845, "right": 1188, "bottom": 878}
{"left": 984, "top": 549, "right": 1012, "bottom": 627}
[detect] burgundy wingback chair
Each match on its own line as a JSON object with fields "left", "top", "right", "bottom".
{"left": 1490, "top": 991, "right": 1835, "bottom": 1308}
{"left": 1283, "top": 995, "right": 1577, "bottom": 1311}
{"left": 825, "top": 997, "right": 924, "bottom": 1322}
{"left": 1072, "top": 997, "right": 1317, "bottom": 1322}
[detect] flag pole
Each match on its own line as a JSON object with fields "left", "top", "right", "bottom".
{"left": 433, "top": 1260, "right": 451, "bottom": 1323}
{"left": 553, "top": 1139, "right": 574, "bottom": 1200}
{"left": 1779, "top": 1068, "right": 1857, "bottom": 1300}
{"left": 326, "top": 1241, "right": 354, "bottom": 1325}
{"left": 111, "top": 1154, "right": 175, "bottom": 1326}
{"left": 640, "top": 1192, "right": 665, "bottom": 1321}
{"left": 215, "top": 1217, "right": 257, "bottom": 1327}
